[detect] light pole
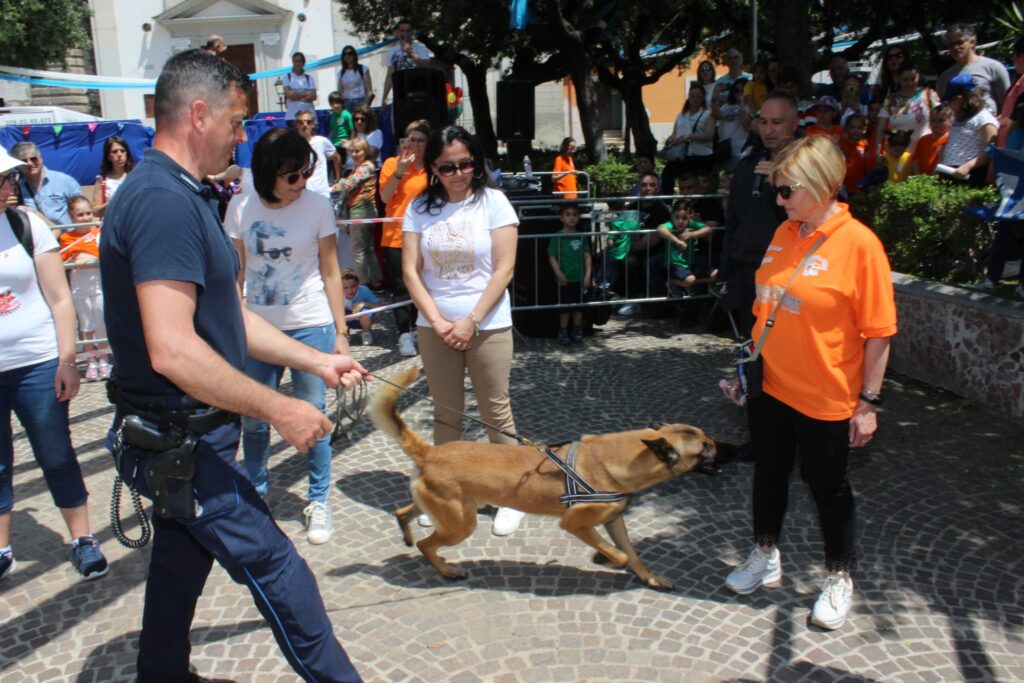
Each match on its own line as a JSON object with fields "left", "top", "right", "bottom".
{"left": 751, "top": 0, "right": 759, "bottom": 64}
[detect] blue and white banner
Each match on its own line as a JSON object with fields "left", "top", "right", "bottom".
{"left": 966, "top": 146, "right": 1024, "bottom": 222}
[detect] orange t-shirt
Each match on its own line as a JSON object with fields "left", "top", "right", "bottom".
{"left": 912, "top": 132, "right": 948, "bottom": 175}
{"left": 59, "top": 228, "right": 100, "bottom": 262}
{"left": 379, "top": 157, "right": 427, "bottom": 249}
{"left": 840, "top": 138, "right": 873, "bottom": 194}
{"left": 752, "top": 204, "right": 897, "bottom": 420}
{"left": 552, "top": 154, "right": 578, "bottom": 199}
{"left": 805, "top": 124, "right": 848, "bottom": 148}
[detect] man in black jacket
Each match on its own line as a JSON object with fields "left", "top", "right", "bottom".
{"left": 718, "top": 93, "right": 800, "bottom": 338}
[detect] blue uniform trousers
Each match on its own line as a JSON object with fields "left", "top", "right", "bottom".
{"left": 109, "top": 417, "right": 361, "bottom": 683}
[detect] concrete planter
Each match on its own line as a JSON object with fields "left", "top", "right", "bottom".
{"left": 890, "top": 273, "right": 1024, "bottom": 419}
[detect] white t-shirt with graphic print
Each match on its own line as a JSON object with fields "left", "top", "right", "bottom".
{"left": 225, "top": 189, "right": 337, "bottom": 331}
{"left": 403, "top": 187, "right": 519, "bottom": 330}
{"left": 0, "top": 210, "right": 59, "bottom": 371}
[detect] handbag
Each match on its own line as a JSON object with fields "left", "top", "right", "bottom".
{"left": 659, "top": 141, "right": 687, "bottom": 162}
{"left": 736, "top": 233, "right": 827, "bottom": 401}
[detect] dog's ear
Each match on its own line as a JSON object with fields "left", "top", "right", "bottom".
{"left": 646, "top": 421, "right": 664, "bottom": 430}
{"left": 642, "top": 437, "right": 679, "bottom": 466}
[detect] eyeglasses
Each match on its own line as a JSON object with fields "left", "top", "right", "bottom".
{"left": 19, "top": 156, "right": 40, "bottom": 165}
{"left": 774, "top": 182, "right": 804, "bottom": 199}
{"left": 0, "top": 171, "right": 20, "bottom": 187}
{"left": 435, "top": 159, "right": 475, "bottom": 177}
{"left": 296, "top": 119, "right": 316, "bottom": 127}
{"left": 259, "top": 246, "right": 293, "bottom": 260}
{"left": 948, "top": 38, "right": 968, "bottom": 47}
{"left": 887, "top": 51, "right": 904, "bottom": 59}
{"left": 353, "top": 116, "right": 367, "bottom": 121}
{"left": 278, "top": 166, "right": 315, "bottom": 184}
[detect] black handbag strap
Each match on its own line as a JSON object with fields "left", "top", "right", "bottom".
{"left": 748, "top": 233, "right": 827, "bottom": 361}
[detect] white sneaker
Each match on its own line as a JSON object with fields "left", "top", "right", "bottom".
{"left": 811, "top": 573, "right": 854, "bottom": 630}
{"left": 492, "top": 507, "right": 526, "bottom": 536}
{"left": 303, "top": 501, "right": 333, "bottom": 545}
{"left": 398, "top": 332, "right": 418, "bottom": 357}
{"left": 417, "top": 513, "right": 433, "bottom": 527}
{"left": 361, "top": 330, "right": 374, "bottom": 346}
{"left": 617, "top": 303, "right": 639, "bottom": 316}
{"left": 725, "top": 546, "right": 783, "bottom": 595}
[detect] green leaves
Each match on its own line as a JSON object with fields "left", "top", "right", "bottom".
{"left": 582, "top": 157, "right": 636, "bottom": 197}
{"left": 0, "top": 0, "right": 92, "bottom": 69}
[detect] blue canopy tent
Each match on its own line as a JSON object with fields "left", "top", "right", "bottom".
{"left": 964, "top": 146, "right": 1024, "bottom": 222}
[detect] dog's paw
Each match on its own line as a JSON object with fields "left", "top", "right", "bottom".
{"left": 439, "top": 566, "right": 468, "bottom": 581}
{"left": 644, "top": 574, "right": 674, "bottom": 591}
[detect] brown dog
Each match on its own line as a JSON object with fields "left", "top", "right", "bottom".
{"left": 369, "top": 366, "right": 735, "bottom": 590}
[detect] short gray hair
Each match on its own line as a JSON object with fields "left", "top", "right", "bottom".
{"left": 946, "top": 24, "right": 977, "bottom": 42}
{"left": 10, "top": 141, "right": 40, "bottom": 159}
{"left": 154, "top": 49, "right": 251, "bottom": 127}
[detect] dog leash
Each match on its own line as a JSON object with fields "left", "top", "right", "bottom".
{"left": 371, "top": 373, "right": 626, "bottom": 506}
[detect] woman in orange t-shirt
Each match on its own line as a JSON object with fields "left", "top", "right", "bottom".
{"left": 551, "top": 137, "right": 578, "bottom": 199}
{"left": 723, "top": 136, "right": 896, "bottom": 631}
{"left": 379, "top": 119, "right": 431, "bottom": 356}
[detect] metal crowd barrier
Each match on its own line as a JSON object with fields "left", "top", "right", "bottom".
{"left": 499, "top": 170, "right": 592, "bottom": 198}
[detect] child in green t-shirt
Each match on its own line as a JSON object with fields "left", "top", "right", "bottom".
{"left": 328, "top": 91, "right": 354, "bottom": 171}
{"left": 657, "top": 199, "right": 710, "bottom": 297}
{"left": 547, "top": 204, "right": 592, "bottom": 345}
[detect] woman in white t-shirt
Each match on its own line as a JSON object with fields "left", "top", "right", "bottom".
{"left": 941, "top": 78, "right": 998, "bottom": 186}
{"left": 283, "top": 52, "right": 317, "bottom": 121}
{"left": 344, "top": 106, "right": 383, "bottom": 171}
{"left": 337, "top": 45, "right": 374, "bottom": 112}
{"left": 90, "top": 135, "right": 135, "bottom": 217}
{"left": 225, "top": 128, "right": 348, "bottom": 545}
{"left": 402, "top": 125, "right": 526, "bottom": 536}
{"left": 0, "top": 151, "right": 108, "bottom": 580}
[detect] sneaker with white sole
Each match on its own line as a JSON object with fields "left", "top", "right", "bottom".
{"left": 361, "top": 330, "right": 374, "bottom": 346}
{"left": 98, "top": 357, "right": 112, "bottom": 380}
{"left": 725, "top": 545, "right": 782, "bottom": 595}
{"left": 69, "top": 535, "right": 109, "bottom": 580}
{"left": 0, "top": 549, "right": 15, "bottom": 580}
{"left": 417, "top": 513, "right": 433, "bottom": 527}
{"left": 84, "top": 359, "right": 99, "bottom": 382}
{"left": 303, "top": 501, "right": 333, "bottom": 545}
{"left": 617, "top": 303, "right": 639, "bottom": 316}
{"left": 398, "top": 332, "right": 418, "bottom": 357}
{"left": 811, "top": 572, "right": 854, "bottom": 630}
{"left": 492, "top": 507, "right": 526, "bottom": 536}
{"left": 976, "top": 279, "right": 997, "bottom": 291}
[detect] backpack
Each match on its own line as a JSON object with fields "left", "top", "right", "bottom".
{"left": 6, "top": 207, "right": 33, "bottom": 257}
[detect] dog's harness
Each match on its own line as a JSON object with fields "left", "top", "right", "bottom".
{"left": 371, "top": 374, "right": 628, "bottom": 507}
{"left": 547, "top": 442, "right": 628, "bottom": 507}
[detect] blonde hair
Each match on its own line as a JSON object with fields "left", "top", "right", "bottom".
{"left": 348, "top": 137, "right": 371, "bottom": 158}
{"left": 767, "top": 135, "right": 846, "bottom": 204}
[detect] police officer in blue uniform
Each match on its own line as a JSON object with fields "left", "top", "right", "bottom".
{"left": 100, "top": 50, "right": 365, "bottom": 683}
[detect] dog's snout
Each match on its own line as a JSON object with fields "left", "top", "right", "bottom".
{"left": 712, "top": 440, "right": 738, "bottom": 464}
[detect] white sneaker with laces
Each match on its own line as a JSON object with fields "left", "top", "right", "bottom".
{"left": 361, "top": 330, "right": 374, "bottom": 346}
{"left": 417, "top": 513, "right": 433, "bottom": 527}
{"left": 398, "top": 332, "right": 418, "bottom": 357}
{"left": 492, "top": 507, "right": 526, "bottom": 536}
{"left": 617, "top": 303, "right": 639, "bottom": 316}
{"left": 303, "top": 500, "right": 333, "bottom": 545}
{"left": 725, "top": 546, "right": 783, "bottom": 595}
{"left": 811, "top": 573, "right": 854, "bottom": 630}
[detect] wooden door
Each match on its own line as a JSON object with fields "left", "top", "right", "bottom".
{"left": 221, "top": 44, "right": 260, "bottom": 117}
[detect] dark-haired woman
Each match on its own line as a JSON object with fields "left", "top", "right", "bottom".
{"left": 402, "top": 125, "right": 526, "bottom": 537}
{"left": 283, "top": 51, "right": 317, "bottom": 121}
{"left": 91, "top": 135, "right": 134, "bottom": 216}
{"left": 941, "top": 77, "right": 998, "bottom": 186}
{"left": 662, "top": 85, "right": 715, "bottom": 195}
{"left": 874, "top": 62, "right": 938, "bottom": 163}
{"left": 712, "top": 78, "right": 752, "bottom": 171}
{"left": 551, "top": 137, "right": 578, "bottom": 199}
{"left": 874, "top": 45, "right": 906, "bottom": 100}
{"left": 338, "top": 45, "right": 374, "bottom": 112}
{"left": 224, "top": 127, "right": 348, "bottom": 545}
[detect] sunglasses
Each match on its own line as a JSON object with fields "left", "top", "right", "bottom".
{"left": 260, "top": 246, "right": 293, "bottom": 260}
{"left": 774, "top": 182, "right": 804, "bottom": 199}
{"left": 278, "top": 166, "right": 315, "bottom": 184}
{"left": 353, "top": 116, "right": 367, "bottom": 121}
{"left": 948, "top": 38, "right": 968, "bottom": 47}
{"left": 19, "top": 156, "right": 40, "bottom": 164}
{"left": 0, "top": 171, "right": 21, "bottom": 188}
{"left": 435, "top": 159, "right": 475, "bottom": 177}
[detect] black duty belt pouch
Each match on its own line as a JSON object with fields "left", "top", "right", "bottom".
{"left": 120, "top": 415, "right": 199, "bottom": 519}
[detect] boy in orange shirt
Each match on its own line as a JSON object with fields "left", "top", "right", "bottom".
{"left": 911, "top": 105, "right": 952, "bottom": 175}
{"left": 840, "top": 113, "right": 873, "bottom": 194}
{"left": 59, "top": 195, "right": 110, "bottom": 380}
{"left": 805, "top": 96, "right": 847, "bottom": 148}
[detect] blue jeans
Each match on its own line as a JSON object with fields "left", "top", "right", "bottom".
{"left": 0, "top": 357, "right": 88, "bottom": 513}
{"left": 241, "top": 324, "right": 335, "bottom": 502}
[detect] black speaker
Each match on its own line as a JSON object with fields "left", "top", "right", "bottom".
{"left": 393, "top": 68, "right": 447, "bottom": 135}
{"left": 497, "top": 80, "right": 535, "bottom": 140}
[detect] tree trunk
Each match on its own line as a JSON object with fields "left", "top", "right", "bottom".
{"left": 623, "top": 80, "right": 657, "bottom": 159}
{"left": 776, "top": 0, "right": 811, "bottom": 98}
{"left": 460, "top": 62, "right": 498, "bottom": 158}
{"left": 569, "top": 64, "right": 607, "bottom": 162}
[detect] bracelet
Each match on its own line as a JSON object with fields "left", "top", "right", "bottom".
{"left": 467, "top": 312, "right": 481, "bottom": 336}
{"left": 859, "top": 391, "right": 882, "bottom": 406}
{"left": 59, "top": 362, "right": 77, "bottom": 369}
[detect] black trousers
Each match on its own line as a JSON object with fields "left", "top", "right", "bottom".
{"left": 381, "top": 246, "right": 415, "bottom": 334}
{"left": 748, "top": 392, "right": 857, "bottom": 571}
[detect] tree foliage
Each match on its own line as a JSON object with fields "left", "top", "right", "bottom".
{"left": 0, "top": 0, "right": 92, "bottom": 69}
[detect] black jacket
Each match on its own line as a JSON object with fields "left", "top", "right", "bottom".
{"left": 719, "top": 146, "right": 788, "bottom": 277}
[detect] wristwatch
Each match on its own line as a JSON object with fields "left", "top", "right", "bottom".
{"left": 858, "top": 390, "right": 882, "bottom": 406}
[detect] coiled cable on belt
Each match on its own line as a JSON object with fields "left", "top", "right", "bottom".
{"left": 110, "top": 474, "right": 152, "bottom": 549}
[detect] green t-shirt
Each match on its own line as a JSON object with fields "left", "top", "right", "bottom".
{"left": 547, "top": 231, "right": 592, "bottom": 282}
{"left": 329, "top": 109, "right": 354, "bottom": 146}
{"left": 606, "top": 216, "right": 638, "bottom": 261}
{"left": 662, "top": 219, "right": 706, "bottom": 269}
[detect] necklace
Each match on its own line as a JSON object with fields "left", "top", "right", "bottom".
{"left": 799, "top": 223, "right": 815, "bottom": 238}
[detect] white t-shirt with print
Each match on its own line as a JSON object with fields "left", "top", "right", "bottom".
{"left": 225, "top": 189, "right": 337, "bottom": 331}
{"left": 283, "top": 71, "right": 317, "bottom": 120}
{"left": 403, "top": 187, "right": 519, "bottom": 330}
{"left": 941, "top": 109, "right": 998, "bottom": 168}
{"left": 307, "top": 135, "right": 336, "bottom": 198}
{"left": 0, "top": 210, "right": 59, "bottom": 371}
{"left": 387, "top": 42, "right": 431, "bottom": 73}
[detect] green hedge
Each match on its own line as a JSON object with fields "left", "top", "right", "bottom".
{"left": 848, "top": 175, "right": 999, "bottom": 284}
{"left": 581, "top": 157, "right": 636, "bottom": 197}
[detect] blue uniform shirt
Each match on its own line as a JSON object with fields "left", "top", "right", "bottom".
{"left": 100, "top": 149, "right": 246, "bottom": 398}
{"left": 19, "top": 169, "right": 81, "bottom": 225}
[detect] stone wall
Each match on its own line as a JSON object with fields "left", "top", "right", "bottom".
{"left": 890, "top": 273, "right": 1024, "bottom": 419}
{"left": 29, "top": 47, "right": 101, "bottom": 116}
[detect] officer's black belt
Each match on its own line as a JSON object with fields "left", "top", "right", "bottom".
{"left": 107, "top": 381, "right": 238, "bottom": 435}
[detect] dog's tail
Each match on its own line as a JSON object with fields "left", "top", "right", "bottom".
{"left": 368, "top": 365, "right": 431, "bottom": 467}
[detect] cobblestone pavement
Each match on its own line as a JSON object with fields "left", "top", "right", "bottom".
{"left": 2, "top": 311, "right": 1023, "bottom": 683}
